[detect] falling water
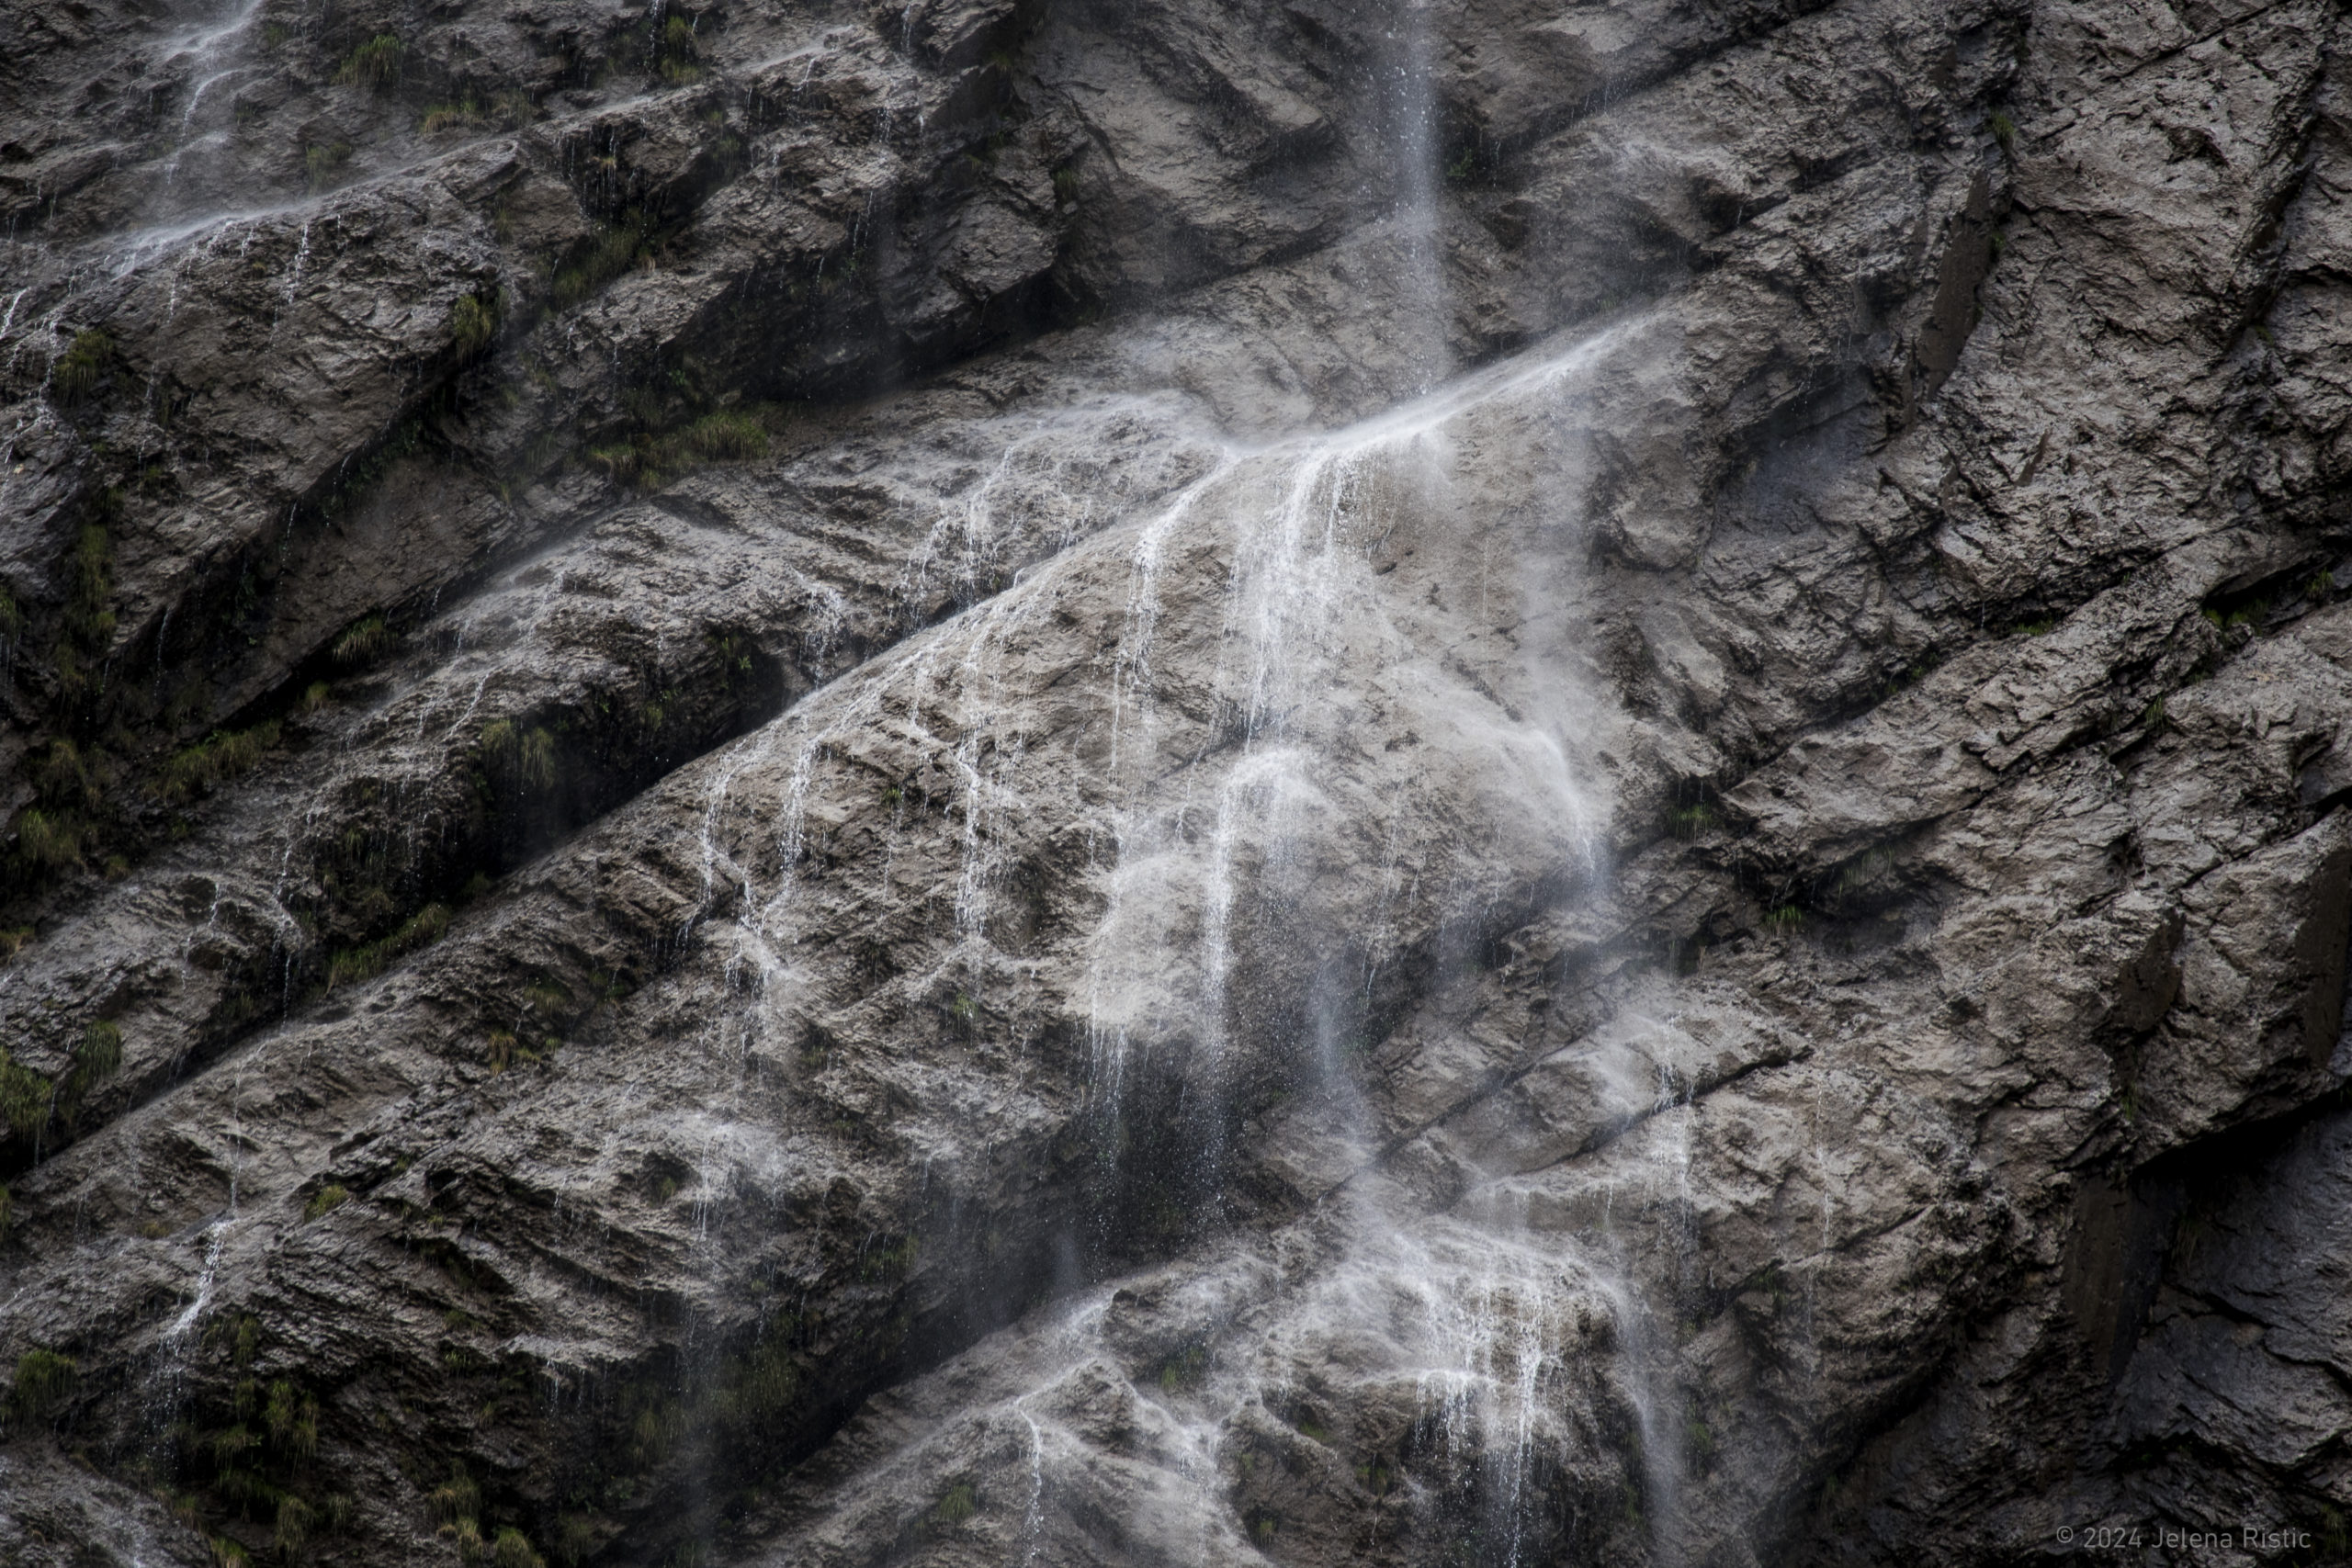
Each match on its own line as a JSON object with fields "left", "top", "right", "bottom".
{"left": 686, "top": 292, "right": 1677, "bottom": 1568}
{"left": 639, "top": 16, "right": 1706, "bottom": 1558}
{"left": 279, "top": 220, "right": 312, "bottom": 314}
{"left": 7, "top": 0, "right": 1721, "bottom": 1553}
{"left": 141, "top": 1051, "right": 254, "bottom": 1466}
{"left": 1385, "top": 0, "right": 1453, "bottom": 393}
{"left": 154, "top": 0, "right": 266, "bottom": 198}
{"left": 676, "top": 0, "right": 1717, "bottom": 1539}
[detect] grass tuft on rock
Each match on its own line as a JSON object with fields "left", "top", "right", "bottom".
{"left": 452, "top": 293, "right": 500, "bottom": 356}
{"left": 324, "top": 901, "right": 452, "bottom": 988}
{"left": 486, "top": 1030, "right": 544, "bottom": 1073}
{"left": 9, "top": 1348, "right": 76, "bottom": 1423}
{"left": 492, "top": 1527, "right": 547, "bottom": 1568}
{"left": 161, "top": 720, "right": 281, "bottom": 800}
{"left": 334, "top": 33, "right": 405, "bottom": 91}
{"left": 274, "top": 1495, "right": 315, "bottom": 1557}
{"left": 430, "top": 1466, "right": 481, "bottom": 1527}
{"left": 587, "top": 408, "right": 773, "bottom": 488}
{"left": 16, "top": 808, "right": 83, "bottom": 868}
{"left": 657, "top": 15, "right": 701, "bottom": 84}
{"left": 480, "top": 720, "right": 559, "bottom": 790}
{"left": 333, "top": 614, "right": 394, "bottom": 667}
{"left": 1666, "top": 802, "right": 1719, "bottom": 840}
{"left": 551, "top": 223, "right": 651, "bottom": 310}
{"left": 51, "top": 330, "right": 112, "bottom": 404}
{"left": 67, "top": 521, "right": 114, "bottom": 640}
{"left": 38, "top": 739, "right": 104, "bottom": 810}
{"left": 552, "top": 1516, "right": 600, "bottom": 1566}
{"left": 419, "top": 90, "right": 533, "bottom": 133}
{"left": 77, "top": 1020, "right": 122, "bottom": 1079}
{"left": 303, "top": 139, "right": 353, "bottom": 188}
{"left": 930, "top": 1482, "right": 978, "bottom": 1529}
{"left": 0, "top": 1049, "right": 53, "bottom": 1140}
{"left": 53, "top": 1018, "right": 126, "bottom": 1125}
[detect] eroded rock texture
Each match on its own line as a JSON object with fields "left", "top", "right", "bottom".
{"left": 3, "top": 0, "right": 2350, "bottom": 1562}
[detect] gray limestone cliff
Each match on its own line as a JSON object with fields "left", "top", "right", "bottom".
{"left": 3, "top": 0, "right": 2351, "bottom": 1563}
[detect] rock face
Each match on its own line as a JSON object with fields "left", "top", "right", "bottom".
{"left": 4, "top": 0, "right": 2352, "bottom": 1562}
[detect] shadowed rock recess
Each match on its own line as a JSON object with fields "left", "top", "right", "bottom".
{"left": 4, "top": 0, "right": 2352, "bottom": 1560}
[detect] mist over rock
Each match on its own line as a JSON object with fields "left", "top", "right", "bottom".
{"left": 3, "top": 0, "right": 2350, "bottom": 1563}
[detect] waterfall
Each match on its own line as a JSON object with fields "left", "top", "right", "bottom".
{"left": 1055, "top": 313, "right": 1675, "bottom": 1565}
{"left": 690, "top": 8, "right": 1711, "bottom": 1562}
{"left": 679, "top": 292, "right": 1696, "bottom": 1566}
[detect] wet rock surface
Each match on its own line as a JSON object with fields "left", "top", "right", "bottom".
{"left": 3, "top": 0, "right": 2351, "bottom": 1563}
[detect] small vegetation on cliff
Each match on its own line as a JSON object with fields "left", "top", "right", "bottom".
{"left": 422, "top": 92, "right": 536, "bottom": 133}
{"left": 0, "top": 1049, "right": 52, "bottom": 1140}
{"left": 489, "top": 1527, "right": 548, "bottom": 1568}
{"left": 712, "top": 1337, "right": 801, "bottom": 1432}
{"left": 2203, "top": 599, "right": 2267, "bottom": 631}
{"left": 334, "top": 33, "right": 406, "bottom": 91}
{"left": 51, "top": 329, "right": 113, "bottom": 404}
{"left": 8, "top": 1348, "right": 76, "bottom": 1424}
{"left": 15, "top": 809, "right": 81, "bottom": 869}
{"left": 485, "top": 1029, "right": 544, "bottom": 1073}
{"left": 76, "top": 1021, "right": 122, "bottom": 1078}
{"left": 38, "top": 739, "right": 103, "bottom": 813}
{"left": 302, "top": 139, "right": 353, "bottom": 188}
{"left": 323, "top": 900, "right": 451, "bottom": 988}
{"left": 1156, "top": 1342, "right": 1208, "bottom": 1392}
{"left": 56, "top": 1020, "right": 125, "bottom": 1126}
{"left": 161, "top": 721, "right": 282, "bottom": 800}
{"left": 929, "top": 1482, "right": 978, "bottom": 1530}
{"left": 480, "top": 720, "right": 559, "bottom": 790}
{"left": 550, "top": 221, "right": 652, "bottom": 310}
{"left": 162, "top": 1317, "right": 359, "bottom": 1558}
{"left": 656, "top": 15, "right": 701, "bottom": 85}
{"left": 332, "top": 613, "right": 395, "bottom": 667}
{"left": 451, "top": 293, "right": 500, "bottom": 356}
{"left": 551, "top": 1517, "right": 600, "bottom": 1565}
{"left": 0, "top": 1021, "right": 128, "bottom": 1146}
{"left": 585, "top": 408, "right": 772, "bottom": 488}
{"left": 1666, "top": 801, "right": 1719, "bottom": 840}
{"left": 66, "top": 518, "right": 116, "bottom": 651}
